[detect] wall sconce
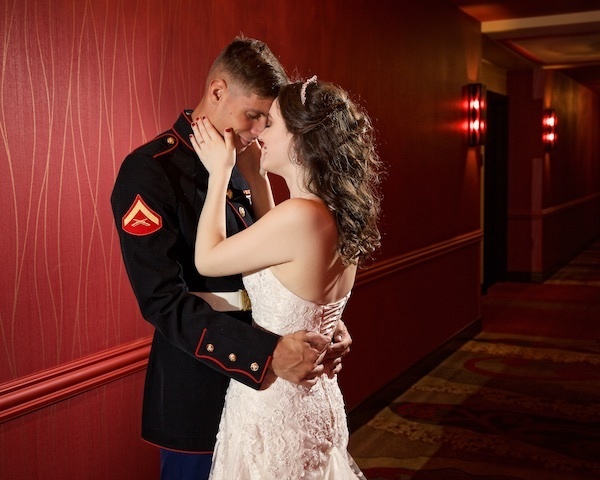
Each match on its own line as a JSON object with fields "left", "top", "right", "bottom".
{"left": 463, "top": 83, "right": 486, "bottom": 146}
{"left": 542, "top": 108, "right": 557, "bottom": 151}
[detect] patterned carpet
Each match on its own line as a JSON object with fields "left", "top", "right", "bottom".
{"left": 545, "top": 241, "right": 600, "bottom": 287}
{"left": 348, "top": 240, "right": 600, "bottom": 480}
{"left": 348, "top": 333, "right": 600, "bottom": 479}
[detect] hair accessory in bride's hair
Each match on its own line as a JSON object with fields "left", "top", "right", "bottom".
{"left": 300, "top": 75, "right": 317, "bottom": 105}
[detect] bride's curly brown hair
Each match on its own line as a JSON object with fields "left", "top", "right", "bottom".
{"left": 277, "top": 79, "right": 382, "bottom": 266}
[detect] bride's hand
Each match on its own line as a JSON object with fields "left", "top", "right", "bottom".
{"left": 189, "top": 117, "right": 236, "bottom": 176}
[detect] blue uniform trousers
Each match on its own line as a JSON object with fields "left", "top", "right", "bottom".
{"left": 160, "top": 449, "right": 212, "bottom": 480}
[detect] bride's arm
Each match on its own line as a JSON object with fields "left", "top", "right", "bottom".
{"left": 236, "top": 140, "right": 275, "bottom": 220}
{"left": 190, "top": 119, "right": 235, "bottom": 266}
{"left": 190, "top": 117, "right": 296, "bottom": 277}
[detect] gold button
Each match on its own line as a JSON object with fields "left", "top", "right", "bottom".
{"left": 250, "top": 362, "right": 259, "bottom": 372}
{"left": 206, "top": 344, "right": 215, "bottom": 353}
{"left": 238, "top": 206, "right": 246, "bottom": 217}
{"left": 226, "top": 189, "right": 233, "bottom": 199}
{"left": 228, "top": 353, "right": 237, "bottom": 362}
{"left": 166, "top": 136, "right": 175, "bottom": 145}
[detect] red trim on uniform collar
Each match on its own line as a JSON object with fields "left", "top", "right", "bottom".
{"left": 171, "top": 111, "right": 195, "bottom": 151}
{"left": 172, "top": 129, "right": 194, "bottom": 152}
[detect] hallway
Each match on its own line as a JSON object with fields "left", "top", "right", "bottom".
{"left": 348, "top": 240, "right": 600, "bottom": 479}
{"left": 0, "top": 1, "right": 598, "bottom": 477}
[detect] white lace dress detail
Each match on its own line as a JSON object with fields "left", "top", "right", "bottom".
{"left": 209, "top": 268, "right": 364, "bottom": 480}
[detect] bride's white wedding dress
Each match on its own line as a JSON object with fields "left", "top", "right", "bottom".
{"left": 209, "top": 267, "right": 364, "bottom": 479}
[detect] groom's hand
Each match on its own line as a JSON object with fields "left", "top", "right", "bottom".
{"left": 321, "top": 319, "right": 352, "bottom": 378}
{"left": 271, "top": 331, "right": 330, "bottom": 388}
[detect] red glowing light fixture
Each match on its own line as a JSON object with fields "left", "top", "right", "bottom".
{"left": 542, "top": 109, "right": 557, "bottom": 151}
{"left": 463, "top": 83, "right": 486, "bottom": 146}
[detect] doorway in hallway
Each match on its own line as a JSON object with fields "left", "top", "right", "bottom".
{"left": 482, "top": 90, "right": 509, "bottom": 292}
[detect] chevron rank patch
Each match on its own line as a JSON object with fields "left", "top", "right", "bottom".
{"left": 122, "top": 194, "right": 162, "bottom": 236}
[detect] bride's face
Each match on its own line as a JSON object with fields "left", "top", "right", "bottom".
{"left": 258, "top": 99, "right": 294, "bottom": 175}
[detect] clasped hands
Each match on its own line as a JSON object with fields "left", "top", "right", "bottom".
{"left": 268, "top": 320, "right": 352, "bottom": 389}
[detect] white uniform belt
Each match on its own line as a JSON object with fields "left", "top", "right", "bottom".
{"left": 190, "top": 290, "right": 251, "bottom": 312}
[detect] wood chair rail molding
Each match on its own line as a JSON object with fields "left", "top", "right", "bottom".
{"left": 0, "top": 337, "right": 151, "bottom": 424}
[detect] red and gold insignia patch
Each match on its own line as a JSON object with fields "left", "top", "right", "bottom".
{"left": 122, "top": 194, "right": 162, "bottom": 236}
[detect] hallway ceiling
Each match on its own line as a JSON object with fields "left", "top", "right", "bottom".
{"left": 446, "top": 0, "right": 600, "bottom": 95}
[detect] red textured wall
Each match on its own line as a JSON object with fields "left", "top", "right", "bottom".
{"left": 1, "top": 0, "right": 483, "bottom": 478}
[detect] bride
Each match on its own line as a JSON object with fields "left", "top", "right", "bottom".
{"left": 190, "top": 76, "right": 381, "bottom": 479}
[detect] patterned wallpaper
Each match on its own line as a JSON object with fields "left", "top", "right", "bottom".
{"left": 0, "top": 0, "right": 228, "bottom": 381}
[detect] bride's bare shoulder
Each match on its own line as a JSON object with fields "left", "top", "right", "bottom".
{"left": 274, "top": 197, "right": 331, "bottom": 224}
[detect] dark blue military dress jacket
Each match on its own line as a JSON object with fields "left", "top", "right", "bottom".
{"left": 111, "top": 111, "right": 279, "bottom": 452}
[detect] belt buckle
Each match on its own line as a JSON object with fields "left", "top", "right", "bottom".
{"left": 240, "top": 290, "right": 252, "bottom": 311}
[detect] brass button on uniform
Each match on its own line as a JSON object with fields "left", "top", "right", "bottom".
{"left": 166, "top": 136, "right": 175, "bottom": 145}
{"left": 206, "top": 344, "right": 215, "bottom": 353}
{"left": 228, "top": 353, "right": 237, "bottom": 362}
{"left": 250, "top": 362, "right": 259, "bottom": 372}
{"left": 238, "top": 206, "right": 246, "bottom": 217}
{"left": 226, "top": 189, "right": 233, "bottom": 199}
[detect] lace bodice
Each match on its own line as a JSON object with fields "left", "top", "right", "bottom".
{"left": 208, "top": 268, "right": 363, "bottom": 480}
{"left": 244, "top": 267, "right": 349, "bottom": 337}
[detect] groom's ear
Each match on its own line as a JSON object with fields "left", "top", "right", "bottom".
{"left": 208, "top": 78, "right": 227, "bottom": 104}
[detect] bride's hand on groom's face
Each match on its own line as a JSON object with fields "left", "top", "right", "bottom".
{"left": 189, "top": 117, "right": 236, "bottom": 176}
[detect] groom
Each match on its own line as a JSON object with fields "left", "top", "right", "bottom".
{"left": 111, "top": 36, "right": 352, "bottom": 480}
